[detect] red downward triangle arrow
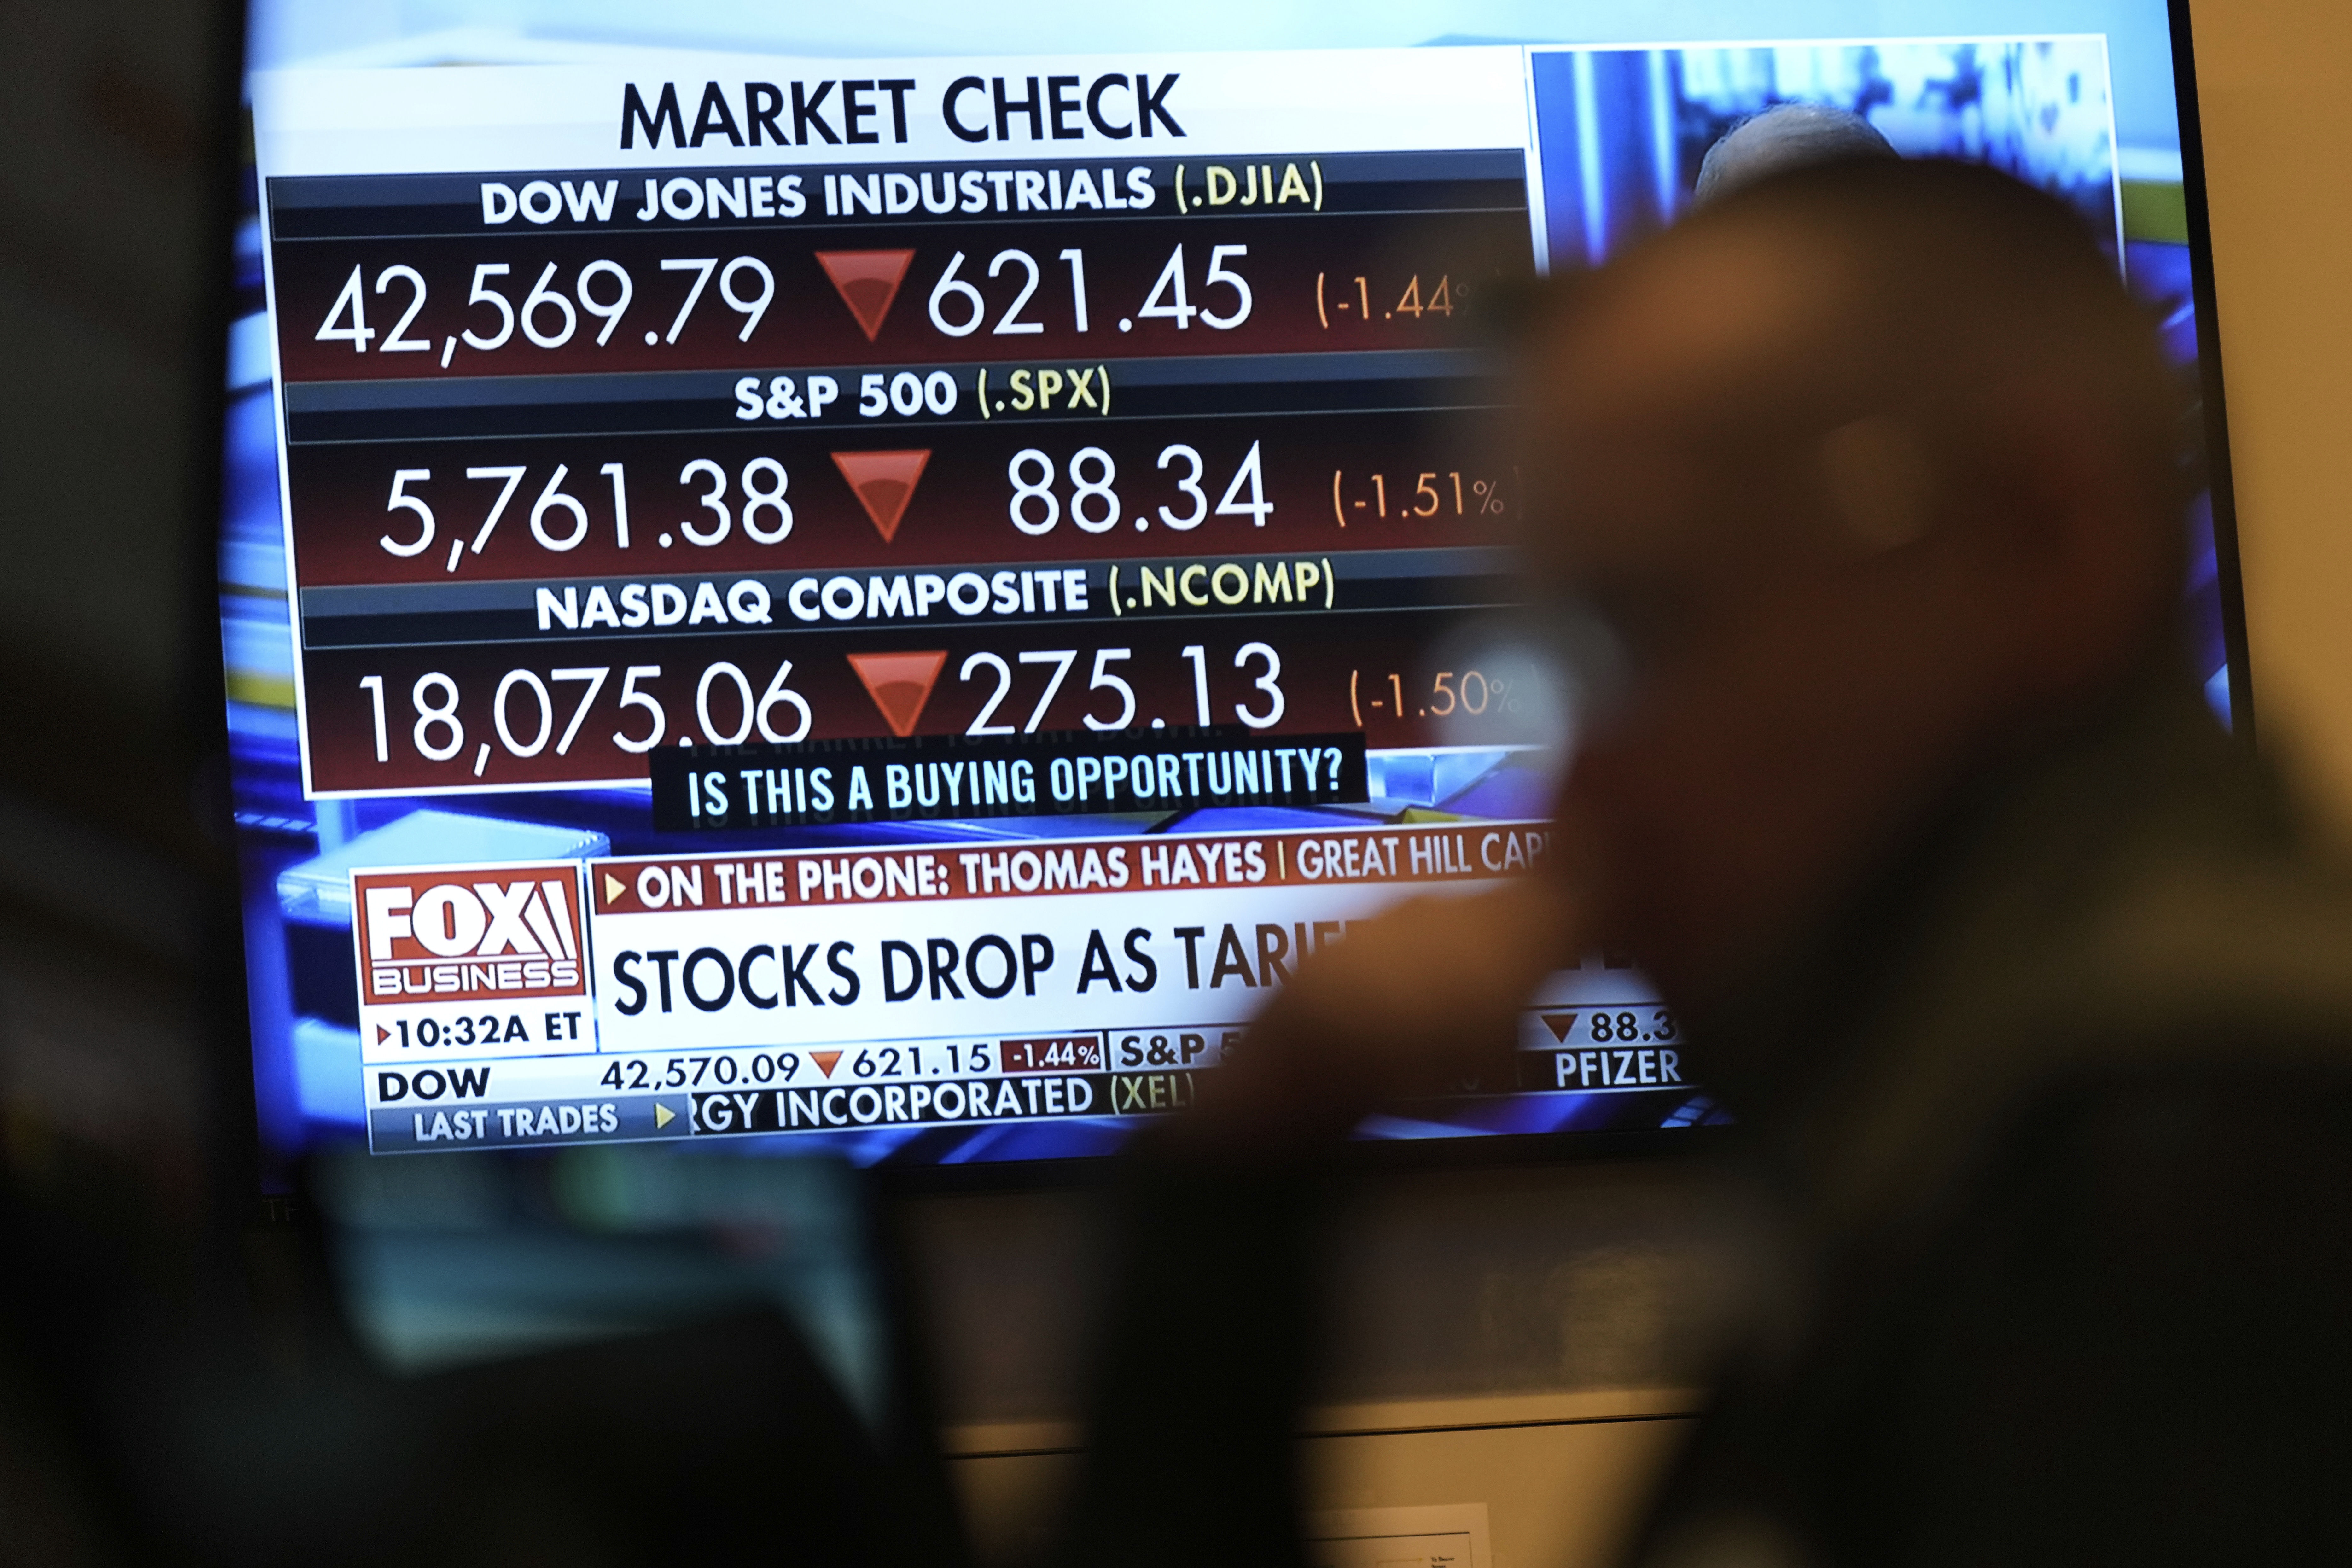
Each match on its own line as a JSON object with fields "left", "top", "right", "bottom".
{"left": 815, "top": 249, "right": 914, "bottom": 341}
{"left": 811, "top": 1050, "right": 843, "bottom": 1079}
{"left": 1539, "top": 1012, "right": 1580, "bottom": 1043}
{"left": 830, "top": 449, "right": 931, "bottom": 542}
{"left": 847, "top": 651, "right": 948, "bottom": 738}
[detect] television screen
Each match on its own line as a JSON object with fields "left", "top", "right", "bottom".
{"left": 221, "top": 1, "right": 2237, "bottom": 1173}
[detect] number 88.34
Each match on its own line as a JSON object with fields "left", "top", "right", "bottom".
{"left": 1587, "top": 1010, "right": 1676, "bottom": 1043}
{"left": 1005, "top": 441, "right": 1271, "bottom": 536}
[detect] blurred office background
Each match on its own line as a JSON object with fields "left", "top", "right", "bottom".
{"left": 0, "top": 0, "right": 235, "bottom": 1250}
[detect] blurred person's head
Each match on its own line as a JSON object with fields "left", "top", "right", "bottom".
{"left": 1520, "top": 158, "right": 2186, "bottom": 1010}
{"left": 1693, "top": 102, "right": 1897, "bottom": 206}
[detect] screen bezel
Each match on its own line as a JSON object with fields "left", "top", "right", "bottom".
{"left": 202, "top": 0, "right": 2252, "bottom": 1198}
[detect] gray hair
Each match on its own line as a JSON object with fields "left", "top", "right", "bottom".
{"left": 1692, "top": 102, "right": 1897, "bottom": 207}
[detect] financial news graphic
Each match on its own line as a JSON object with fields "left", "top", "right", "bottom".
{"left": 353, "top": 822, "right": 1692, "bottom": 1154}
{"left": 253, "top": 51, "right": 1552, "bottom": 807}
{"left": 230, "top": 32, "right": 2136, "bottom": 1163}
{"left": 646, "top": 729, "right": 1370, "bottom": 830}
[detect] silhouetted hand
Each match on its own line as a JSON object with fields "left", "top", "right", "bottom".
{"left": 1171, "top": 877, "right": 1582, "bottom": 1156}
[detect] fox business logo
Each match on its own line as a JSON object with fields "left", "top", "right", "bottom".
{"left": 355, "top": 867, "right": 587, "bottom": 1002}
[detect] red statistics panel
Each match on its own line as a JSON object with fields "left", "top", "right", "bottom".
{"left": 282, "top": 413, "right": 1518, "bottom": 586}
{"left": 268, "top": 211, "right": 1533, "bottom": 381}
{"left": 299, "top": 609, "right": 1551, "bottom": 792}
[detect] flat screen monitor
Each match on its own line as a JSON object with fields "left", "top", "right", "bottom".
{"left": 220, "top": 0, "right": 2242, "bottom": 1174}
